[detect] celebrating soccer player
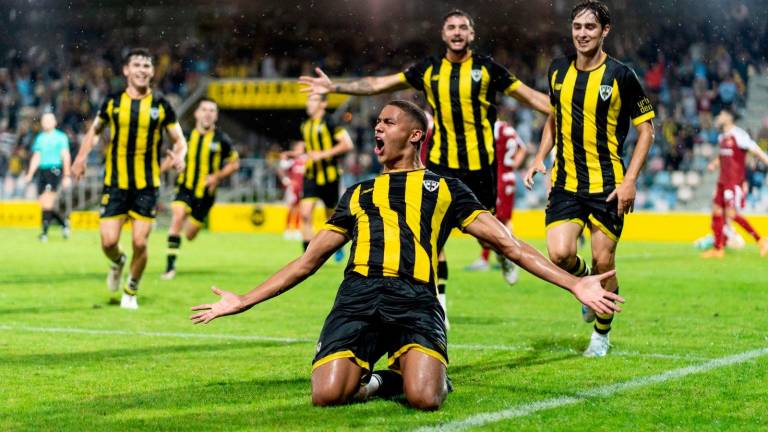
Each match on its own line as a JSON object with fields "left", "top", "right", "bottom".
{"left": 24, "top": 112, "right": 72, "bottom": 241}
{"left": 190, "top": 100, "right": 623, "bottom": 411}
{"left": 72, "top": 48, "right": 187, "bottom": 309}
{"left": 162, "top": 98, "right": 240, "bottom": 280}
{"left": 524, "top": 0, "right": 655, "bottom": 357}
{"left": 701, "top": 107, "right": 768, "bottom": 258}
{"left": 299, "top": 9, "right": 551, "bottom": 325}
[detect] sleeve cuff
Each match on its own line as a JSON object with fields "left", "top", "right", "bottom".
{"left": 460, "top": 209, "right": 490, "bottom": 230}
{"left": 397, "top": 72, "right": 408, "bottom": 83}
{"left": 323, "top": 223, "right": 349, "bottom": 237}
{"left": 632, "top": 111, "right": 655, "bottom": 126}
{"left": 504, "top": 80, "right": 522, "bottom": 94}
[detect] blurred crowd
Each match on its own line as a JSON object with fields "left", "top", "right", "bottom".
{"left": 2, "top": 1, "right": 768, "bottom": 210}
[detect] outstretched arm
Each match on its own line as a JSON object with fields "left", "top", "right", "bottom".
{"left": 190, "top": 229, "right": 348, "bottom": 324}
{"left": 299, "top": 67, "right": 410, "bottom": 95}
{"left": 524, "top": 113, "right": 555, "bottom": 190}
{"left": 508, "top": 83, "right": 552, "bottom": 115}
{"left": 464, "top": 213, "right": 623, "bottom": 314}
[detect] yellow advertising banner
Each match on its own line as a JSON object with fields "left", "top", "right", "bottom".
{"left": 207, "top": 80, "right": 349, "bottom": 109}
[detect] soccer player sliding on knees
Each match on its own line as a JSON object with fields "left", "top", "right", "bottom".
{"left": 190, "top": 101, "right": 623, "bottom": 411}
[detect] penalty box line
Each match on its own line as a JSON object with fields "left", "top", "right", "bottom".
{"left": 418, "top": 346, "right": 768, "bottom": 432}
{"left": 0, "top": 324, "right": 709, "bottom": 361}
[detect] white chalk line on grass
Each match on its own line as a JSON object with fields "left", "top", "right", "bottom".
{"left": 0, "top": 324, "right": 710, "bottom": 361}
{"left": 418, "top": 346, "right": 768, "bottom": 432}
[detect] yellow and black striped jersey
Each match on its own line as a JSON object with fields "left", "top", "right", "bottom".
{"left": 97, "top": 91, "right": 178, "bottom": 190}
{"left": 323, "top": 168, "right": 488, "bottom": 287}
{"left": 177, "top": 128, "right": 238, "bottom": 198}
{"left": 301, "top": 114, "right": 347, "bottom": 186}
{"left": 400, "top": 53, "right": 521, "bottom": 171}
{"left": 548, "top": 55, "right": 655, "bottom": 194}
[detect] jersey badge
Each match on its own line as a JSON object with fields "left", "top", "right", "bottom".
{"left": 423, "top": 179, "right": 439, "bottom": 192}
{"left": 471, "top": 69, "right": 482, "bottom": 82}
{"left": 599, "top": 85, "right": 613, "bottom": 101}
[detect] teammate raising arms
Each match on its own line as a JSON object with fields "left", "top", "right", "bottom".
{"left": 190, "top": 100, "right": 623, "bottom": 411}
{"left": 702, "top": 107, "right": 768, "bottom": 258}
{"left": 524, "top": 1, "right": 655, "bottom": 357}
{"left": 299, "top": 9, "right": 551, "bottom": 325}
{"left": 72, "top": 48, "right": 187, "bottom": 309}
{"left": 162, "top": 98, "right": 240, "bottom": 280}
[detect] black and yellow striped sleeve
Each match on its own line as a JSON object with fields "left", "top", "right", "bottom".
{"left": 490, "top": 60, "right": 521, "bottom": 95}
{"left": 220, "top": 132, "right": 239, "bottom": 162}
{"left": 400, "top": 57, "right": 432, "bottom": 91}
{"left": 326, "top": 116, "right": 347, "bottom": 140}
{"left": 619, "top": 66, "right": 655, "bottom": 126}
{"left": 446, "top": 178, "right": 489, "bottom": 230}
{"left": 322, "top": 186, "right": 355, "bottom": 236}
{"left": 160, "top": 99, "right": 178, "bottom": 128}
{"left": 97, "top": 96, "right": 112, "bottom": 122}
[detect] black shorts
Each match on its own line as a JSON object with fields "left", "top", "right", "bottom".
{"left": 545, "top": 188, "right": 624, "bottom": 241}
{"left": 99, "top": 186, "right": 159, "bottom": 221}
{"left": 312, "top": 274, "right": 448, "bottom": 376}
{"left": 427, "top": 162, "right": 496, "bottom": 211}
{"left": 302, "top": 178, "right": 340, "bottom": 209}
{"left": 37, "top": 168, "right": 62, "bottom": 193}
{"left": 172, "top": 186, "right": 215, "bottom": 225}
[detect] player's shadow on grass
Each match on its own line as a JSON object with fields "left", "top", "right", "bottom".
{"left": 0, "top": 341, "right": 305, "bottom": 366}
{"left": 449, "top": 336, "right": 585, "bottom": 375}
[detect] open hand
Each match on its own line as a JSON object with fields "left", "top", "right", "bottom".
{"left": 298, "top": 67, "right": 333, "bottom": 94}
{"left": 571, "top": 270, "right": 624, "bottom": 315}
{"left": 190, "top": 287, "right": 244, "bottom": 324}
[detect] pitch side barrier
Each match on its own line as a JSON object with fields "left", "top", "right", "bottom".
{"left": 2, "top": 201, "right": 765, "bottom": 242}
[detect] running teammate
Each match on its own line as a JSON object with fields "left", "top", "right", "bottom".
{"left": 524, "top": 1, "right": 655, "bottom": 356}
{"left": 701, "top": 107, "right": 768, "bottom": 258}
{"left": 299, "top": 9, "right": 551, "bottom": 324}
{"left": 190, "top": 100, "right": 623, "bottom": 410}
{"left": 162, "top": 98, "right": 240, "bottom": 280}
{"left": 295, "top": 94, "right": 353, "bottom": 253}
{"left": 24, "top": 112, "right": 71, "bottom": 241}
{"left": 72, "top": 48, "right": 187, "bottom": 309}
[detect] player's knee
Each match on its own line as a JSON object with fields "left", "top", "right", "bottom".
{"left": 404, "top": 386, "right": 445, "bottom": 411}
{"left": 548, "top": 249, "right": 575, "bottom": 269}
{"left": 592, "top": 252, "right": 615, "bottom": 273}
{"left": 311, "top": 386, "right": 351, "bottom": 407}
{"left": 132, "top": 238, "right": 148, "bottom": 253}
{"left": 101, "top": 237, "right": 119, "bottom": 251}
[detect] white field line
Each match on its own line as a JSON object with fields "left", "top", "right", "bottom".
{"left": 418, "top": 346, "right": 768, "bottom": 432}
{"left": 0, "top": 324, "right": 313, "bottom": 344}
{"left": 0, "top": 324, "right": 707, "bottom": 361}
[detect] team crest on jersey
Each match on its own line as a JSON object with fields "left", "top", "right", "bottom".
{"left": 210, "top": 142, "right": 219, "bottom": 152}
{"left": 150, "top": 107, "right": 159, "bottom": 120}
{"left": 599, "top": 85, "right": 613, "bottom": 101}
{"left": 423, "top": 179, "right": 439, "bottom": 192}
{"left": 471, "top": 69, "right": 482, "bottom": 82}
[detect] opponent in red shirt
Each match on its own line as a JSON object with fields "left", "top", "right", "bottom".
{"left": 702, "top": 108, "right": 768, "bottom": 258}
{"left": 278, "top": 141, "right": 307, "bottom": 241}
{"left": 466, "top": 119, "right": 527, "bottom": 283}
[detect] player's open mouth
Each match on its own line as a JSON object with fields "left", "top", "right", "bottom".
{"left": 374, "top": 137, "right": 384, "bottom": 155}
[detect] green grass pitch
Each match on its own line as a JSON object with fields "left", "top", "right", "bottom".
{"left": 1, "top": 226, "right": 766, "bottom": 431}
